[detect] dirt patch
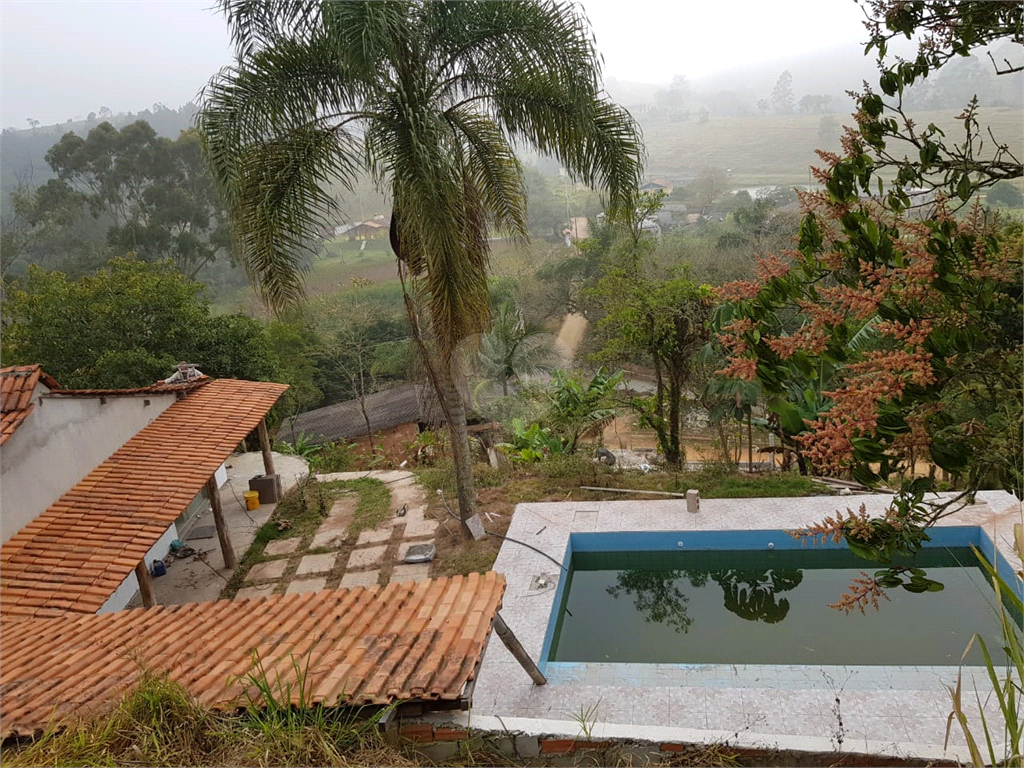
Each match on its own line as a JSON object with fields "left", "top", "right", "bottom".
{"left": 554, "top": 312, "right": 588, "bottom": 361}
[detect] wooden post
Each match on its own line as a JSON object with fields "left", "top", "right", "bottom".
{"left": 135, "top": 559, "right": 156, "bottom": 608}
{"left": 258, "top": 418, "right": 276, "bottom": 476}
{"left": 492, "top": 612, "right": 546, "bottom": 685}
{"left": 206, "top": 475, "right": 237, "bottom": 569}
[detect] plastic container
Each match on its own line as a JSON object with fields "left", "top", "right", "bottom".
{"left": 243, "top": 490, "right": 260, "bottom": 511}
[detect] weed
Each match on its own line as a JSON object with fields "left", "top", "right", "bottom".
{"left": 2, "top": 673, "right": 219, "bottom": 767}
{"left": 315, "top": 441, "right": 359, "bottom": 473}
{"left": 567, "top": 698, "right": 601, "bottom": 742}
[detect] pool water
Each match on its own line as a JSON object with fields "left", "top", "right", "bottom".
{"left": 548, "top": 547, "right": 1017, "bottom": 666}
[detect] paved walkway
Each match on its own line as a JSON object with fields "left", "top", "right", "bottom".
{"left": 233, "top": 470, "right": 442, "bottom": 599}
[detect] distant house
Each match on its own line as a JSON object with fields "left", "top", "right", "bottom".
{"left": 640, "top": 217, "right": 662, "bottom": 239}
{"left": 655, "top": 203, "right": 687, "bottom": 229}
{"left": 641, "top": 178, "right": 674, "bottom": 195}
{"left": 279, "top": 383, "right": 443, "bottom": 448}
{"left": 333, "top": 217, "right": 390, "bottom": 241}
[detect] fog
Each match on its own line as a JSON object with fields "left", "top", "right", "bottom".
{"left": 3, "top": 0, "right": 873, "bottom": 129}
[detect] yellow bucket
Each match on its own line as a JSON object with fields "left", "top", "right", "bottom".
{"left": 243, "top": 490, "right": 260, "bottom": 511}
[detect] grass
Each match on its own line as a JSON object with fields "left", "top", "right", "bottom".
{"left": 0, "top": 672, "right": 409, "bottom": 768}
{"left": 0, "top": 672, "right": 959, "bottom": 767}
{"left": 344, "top": 477, "right": 392, "bottom": 535}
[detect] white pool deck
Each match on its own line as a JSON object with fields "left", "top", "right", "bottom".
{"left": 468, "top": 490, "right": 1022, "bottom": 762}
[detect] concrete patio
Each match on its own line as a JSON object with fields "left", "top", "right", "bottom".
{"left": 143, "top": 451, "right": 309, "bottom": 606}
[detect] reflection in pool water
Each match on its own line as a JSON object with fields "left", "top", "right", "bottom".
{"left": 549, "top": 547, "right": 1015, "bottom": 665}
{"left": 606, "top": 567, "right": 804, "bottom": 633}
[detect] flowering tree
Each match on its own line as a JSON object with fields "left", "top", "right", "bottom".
{"left": 714, "top": 0, "right": 1022, "bottom": 608}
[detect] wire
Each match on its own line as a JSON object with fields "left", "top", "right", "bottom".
{"left": 436, "top": 489, "right": 567, "bottom": 572}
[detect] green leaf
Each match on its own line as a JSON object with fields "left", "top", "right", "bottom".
{"left": 956, "top": 174, "right": 973, "bottom": 202}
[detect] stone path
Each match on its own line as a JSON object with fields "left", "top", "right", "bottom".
{"left": 233, "top": 470, "right": 441, "bottom": 599}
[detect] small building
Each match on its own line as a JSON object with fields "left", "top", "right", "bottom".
{"left": 1, "top": 365, "right": 201, "bottom": 543}
{"left": 655, "top": 203, "right": 687, "bottom": 229}
{"left": 1, "top": 366, "right": 287, "bottom": 615}
{"left": 641, "top": 178, "right": 674, "bottom": 195}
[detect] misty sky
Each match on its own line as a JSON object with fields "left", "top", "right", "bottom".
{"left": 2, "top": 0, "right": 870, "bottom": 129}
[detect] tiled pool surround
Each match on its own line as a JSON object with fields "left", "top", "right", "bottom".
{"left": 472, "top": 491, "right": 1022, "bottom": 761}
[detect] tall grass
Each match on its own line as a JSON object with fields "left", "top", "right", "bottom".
{"left": 2, "top": 668, "right": 410, "bottom": 768}
{"left": 946, "top": 525, "right": 1024, "bottom": 767}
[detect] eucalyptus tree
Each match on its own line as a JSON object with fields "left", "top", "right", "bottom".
{"left": 199, "top": 1, "right": 643, "bottom": 533}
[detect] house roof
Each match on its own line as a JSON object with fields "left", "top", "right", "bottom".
{"left": 280, "top": 383, "right": 442, "bottom": 445}
{"left": 0, "top": 378, "right": 288, "bottom": 618}
{"left": 0, "top": 365, "right": 59, "bottom": 446}
{"left": 0, "top": 572, "right": 505, "bottom": 738}
{"left": 44, "top": 377, "right": 211, "bottom": 398}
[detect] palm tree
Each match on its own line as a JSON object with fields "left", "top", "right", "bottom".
{"left": 199, "top": 1, "right": 643, "bottom": 534}
{"left": 474, "top": 301, "right": 559, "bottom": 398}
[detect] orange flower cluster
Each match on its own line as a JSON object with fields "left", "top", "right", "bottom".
{"left": 829, "top": 572, "right": 891, "bottom": 614}
{"left": 788, "top": 504, "right": 872, "bottom": 546}
{"left": 754, "top": 253, "right": 792, "bottom": 283}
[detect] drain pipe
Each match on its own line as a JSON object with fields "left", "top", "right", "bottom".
{"left": 492, "top": 612, "right": 547, "bottom": 685}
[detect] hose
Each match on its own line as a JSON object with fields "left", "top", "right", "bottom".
{"left": 436, "top": 489, "right": 567, "bottom": 572}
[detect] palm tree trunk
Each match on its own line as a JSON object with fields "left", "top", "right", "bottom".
{"left": 400, "top": 287, "right": 478, "bottom": 534}
{"left": 435, "top": 364, "right": 478, "bottom": 533}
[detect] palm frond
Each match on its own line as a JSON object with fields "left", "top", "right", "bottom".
{"left": 219, "top": 0, "right": 323, "bottom": 57}
{"left": 443, "top": 107, "right": 528, "bottom": 239}
{"left": 491, "top": 76, "right": 644, "bottom": 221}
{"left": 225, "top": 124, "right": 360, "bottom": 311}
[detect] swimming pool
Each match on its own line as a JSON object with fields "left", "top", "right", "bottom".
{"left": 542, "top": 527, "right": 1022, "bottom": 668}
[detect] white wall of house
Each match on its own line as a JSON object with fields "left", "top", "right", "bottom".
{"left": 0, "top": 393, "right": 178, "bottom": 543}
{"left": 97, "top": 523, "right": 180, "bottom": 614}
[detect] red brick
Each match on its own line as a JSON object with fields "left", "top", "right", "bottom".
{"left": 433, "top": 728, "right": 468, "bottom": 741}
{"left": 400, "top": 723, "right": 435, "bottom": 743}
{"left": 540, "top": 739, "right": 577, "bottom": 754}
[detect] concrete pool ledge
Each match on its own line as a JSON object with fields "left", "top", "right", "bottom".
{"left": 473, "top": 490, "right": 1022, "bottom": 762}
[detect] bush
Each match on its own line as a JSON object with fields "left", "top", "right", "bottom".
{"left": 538, "top": 453, "right": 602, "bottom": 480}
{"left": 313, "top": 441, "right": 357, "bottom": 473}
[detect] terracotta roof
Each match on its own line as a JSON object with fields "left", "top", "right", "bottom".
{"left": 46, "top": 377, "right": 211, "bottom": 398}
{"left": 0, "top": 365, "right": 59, "bottom": 446}
{"left": 0, "top": 572, "right": 505, "bottom": 738}
{"left": 0, "top": 379, "right": 288, "bottom": 618}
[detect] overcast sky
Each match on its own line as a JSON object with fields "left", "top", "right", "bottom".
{"left": 2, "top": 0, "right": 870, "bottom": 129}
